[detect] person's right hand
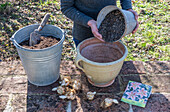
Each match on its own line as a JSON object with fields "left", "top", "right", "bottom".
{"left": 127, "top": 9, "right": 139, "bottom": 34}
{"left": 87, "top": 19, "right": 104, "bottom": 42}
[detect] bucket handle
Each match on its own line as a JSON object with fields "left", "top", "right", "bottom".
{"left": 10, "top": 35, "right": 21, "bottom": 48}
{"left": 10, "top": 35, "right": 17, "bottom": 47}
{"left": 10, "top": 36, "right": 14, "bottom": 42}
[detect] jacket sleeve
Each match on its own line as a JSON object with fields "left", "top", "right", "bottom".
{"left": 120, "top": 0, "right": 132, "bottom": 10}
{"left": 60, "top": 0, "right": 93, "bottom": 28}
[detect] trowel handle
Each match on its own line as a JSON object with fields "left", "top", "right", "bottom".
{"left": 37, "top": 13, "right": 50, "bottom": 31}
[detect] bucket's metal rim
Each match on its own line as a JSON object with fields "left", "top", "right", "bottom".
{"left": 96, "top": 5, "right": 128, "bottom": 42}
{"left": 10, "top": 24, "right": 65, "bottom": 52}
{"left": 76, "top": 37, "right": 128, "bottom": 66}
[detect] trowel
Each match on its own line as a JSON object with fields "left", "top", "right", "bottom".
{"left": 29, "top": 13, "right": 50, "bottom": 46}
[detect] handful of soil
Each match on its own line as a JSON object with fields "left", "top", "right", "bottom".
{"left": 98, "top": 9, "right": 125, "bottom": 42}
{"left": 20, "top": 36, "right": 60, "bottom": 49}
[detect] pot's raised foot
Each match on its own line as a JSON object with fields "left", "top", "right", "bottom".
{"left": 87, "top": 78, "right": 115, "bottom": 87}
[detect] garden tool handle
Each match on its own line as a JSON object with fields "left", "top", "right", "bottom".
{"left": 37, "top": 13, "right": 50, "bottom": 31}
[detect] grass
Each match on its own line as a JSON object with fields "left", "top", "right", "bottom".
{"left": 118, "top": 0, "right": 169, "bottom": 61}
{"left": 0, "top": 0, "right": 169, "bottom": 61}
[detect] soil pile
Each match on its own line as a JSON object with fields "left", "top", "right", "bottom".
{"left": 81, "top": 43, "right": 123, "bottom": 63}
{"left": 20, "top": 36, "right": 60, "bottom": 49}
{"left": 98, "top": 10, "right": 125, "bottom": 42}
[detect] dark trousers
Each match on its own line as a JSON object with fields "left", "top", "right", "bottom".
{"left": 73, "top": 38, "right": 81, "bottom": 47}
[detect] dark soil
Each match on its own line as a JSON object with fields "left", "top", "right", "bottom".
{"left": 20, "top": 36, "right": 60, "bottom": 49}
{"left": 81, "top": 43, "right": 123, "bottom": 63}
{"left": 98, "top": 9, "right": 125, "bottom": 42}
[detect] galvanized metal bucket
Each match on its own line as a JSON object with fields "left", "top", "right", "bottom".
{"left": 97, "top": 6, "right": 137, "bottom": 41}
{"left": 10, "top": 24, "right": 65, "bottom": 86}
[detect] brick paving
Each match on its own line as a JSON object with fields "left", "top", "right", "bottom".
{"left": 0, "top": 60, "right": 170, "bottom": 112}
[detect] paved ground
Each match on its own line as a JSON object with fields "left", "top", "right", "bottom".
{"left": 0, "top": 60, "right": 170, "bottom": 112}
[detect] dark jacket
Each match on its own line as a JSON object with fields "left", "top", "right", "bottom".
{"left": 60, "top": 0, "right": 132, "bottom": 41}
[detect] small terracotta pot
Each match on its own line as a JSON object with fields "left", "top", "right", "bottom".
{"left": 75, "top": 37, "right": 128, "bottom": 87}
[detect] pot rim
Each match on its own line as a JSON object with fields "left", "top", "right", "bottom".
{"left": 76, "top": 37, "right": 128, "bottom": 66}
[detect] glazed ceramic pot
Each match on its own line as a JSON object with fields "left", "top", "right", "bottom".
{"left": 75, "top": 37, "right": 128, "bottom": 87}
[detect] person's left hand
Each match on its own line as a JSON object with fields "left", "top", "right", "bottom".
{"left": 127, "top": 9, "right": 139, "bottom": 34}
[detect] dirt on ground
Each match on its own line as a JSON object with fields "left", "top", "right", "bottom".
{"left": 99, "top": 10, "right": 125, "bottom": 42}
{"left": 20, "top": 36, "right": 60, "bottom": 49}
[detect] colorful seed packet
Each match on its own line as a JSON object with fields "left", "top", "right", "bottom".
{"left": 121, "top": 81, "right": 152, "bottom": 108}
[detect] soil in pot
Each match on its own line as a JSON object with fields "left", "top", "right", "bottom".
{"left": 80, "top": 43, "right": 123, "bottom": 63}
{"left": 98, "top": 9, "right": 125, "bottom": 42}
{"left": 20, "top": 36, "right": 60, "bottom": 49}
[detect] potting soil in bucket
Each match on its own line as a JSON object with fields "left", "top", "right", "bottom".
{"left": 20, "top": 36, "right": 60, "bottom": 49}
{"left": 10, "top": 24, "right": 65, "bottom": 86}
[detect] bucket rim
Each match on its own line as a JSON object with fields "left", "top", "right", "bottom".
{"left": 96, "top": 5, "right": 128, "bottom": 42}
{"left": 11, "top": 24, "right": 65, "bottom": 52}
{"left": 76, "top": 37, "right": 128, "bottom": 66}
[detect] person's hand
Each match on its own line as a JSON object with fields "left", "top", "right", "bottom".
{"left": 87, "top": 19, "right": 104, "bottom": 42}
{"left": 127, "top": 9, "right": 139, "bottom": 34}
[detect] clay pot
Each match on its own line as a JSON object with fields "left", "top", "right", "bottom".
{"left": 75, "top": 37, "right": 128, "bottom": 87}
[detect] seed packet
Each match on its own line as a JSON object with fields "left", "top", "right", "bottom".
{"left": 121, "top": 81, "right": 152, "bottom": 107}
